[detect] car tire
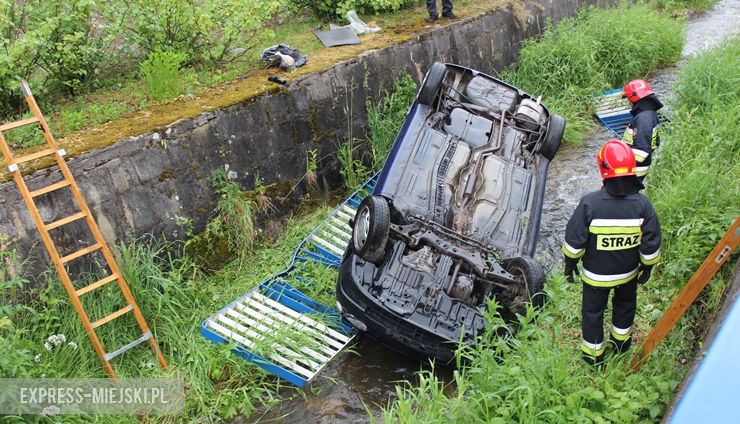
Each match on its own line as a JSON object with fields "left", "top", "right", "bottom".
{"left": 504, "top": 255, "right": 546, "bottom": 313}
{"left": 352, "top": 195, "right": 390, "bottom": 265}
{"left": 539, "top": 114, "right": 565, "bottom": 161}
{"left": 418, "top": 62, "right": 446, "bottom": 105}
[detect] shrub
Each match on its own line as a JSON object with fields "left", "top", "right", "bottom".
{"left": 111, "top": 0, "right": 286, "bottom": 66}
{"left": 140, "top": 50, "right": 187, "bottom": 101}
{"left": 294, "top": 0, "right": 415, "bottom": 19}
{"left": 0, "top": 0, "right": 108, "bottom": 114}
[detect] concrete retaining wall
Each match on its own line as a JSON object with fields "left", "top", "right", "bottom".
{"left": 0, "top": 0, "right": 609, "bottom": 273}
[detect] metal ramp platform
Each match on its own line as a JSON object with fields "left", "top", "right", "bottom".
{"left": 593, "top": 88, "right": 632, "bottom": 138}
{"left": 201, "top": 173, "right": 379, "bottom": 387}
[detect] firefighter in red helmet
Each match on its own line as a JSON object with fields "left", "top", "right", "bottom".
{"left": 563, "top": 140, "right": 662, "bottom": 365}
{"left": 622, "top": 79, "right": 663, "bottom": 181}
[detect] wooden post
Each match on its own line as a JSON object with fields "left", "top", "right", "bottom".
{"left": 631, "top": 217, "right": 740, "bottom": 372}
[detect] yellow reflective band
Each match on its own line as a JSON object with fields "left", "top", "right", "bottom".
{"left": 622, "top": 128, "right": 634, "bottom": 144}
{"left": 614, "top": 167, "right": 630, "bottom": 175}
{"left": 562, "top": 244, "right": 585, "bottom": 259}
{"left": 589, "top": 226, "right": 642, "bottom": 235}
{"left": 641, "top": 253, "right": 661, "bottom": 265}
{"left": 635, "top": 169, "right": 649, "bottom": 177}
{"left": 581, "top": 343, "right": 606, "bottom": 357}
{"left": 611, "top": 328, "right": 632, "bottom": 341}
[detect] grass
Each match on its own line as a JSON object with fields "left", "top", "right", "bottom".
{"left": 382, "top": 31, "right": 739, "bottom": 424}
{"left": 500, "top": 3, "right": 685, "bottom": 143}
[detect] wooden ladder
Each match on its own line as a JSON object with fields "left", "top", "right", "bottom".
{"left": 0, "top": 82, "right": 167, "bottom": 378}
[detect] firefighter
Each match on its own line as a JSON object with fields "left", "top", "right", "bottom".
{"left": 622, "top": 79, "right": 663, "bottom": 181}
{"left": 562, "top": 140, "right": 661, "bottom": 365}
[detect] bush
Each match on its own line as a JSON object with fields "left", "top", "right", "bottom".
{"left": 294, "top": 0, "right": 415, "bottom": 19}
{"left": 0, "top": 0, "right": 109, "bottom": 115}
{"left": 111, "top": 0, "right": 286, "bottom": 66}
{"left": 140, "top": 50, "right": 187, "bottom": 101}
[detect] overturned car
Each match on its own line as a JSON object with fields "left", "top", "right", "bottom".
{"left": 336, "top": 63, "right": 565, "bottom": 362}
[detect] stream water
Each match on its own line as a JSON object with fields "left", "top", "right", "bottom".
{"left": 248, "top": 2, "right": 740, "bottom": 421}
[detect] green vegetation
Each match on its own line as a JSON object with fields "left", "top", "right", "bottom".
{"left": 338, "top": 71, "right": 416, "bottom": 191}
{"left": 502, "top": 3, "right": 684, "bottom": 142}
{"left": 382, "top": 33, "right": 739, "bottom": 424}
{"left": 140, "top": 50, "right": 187, "bottom": 101}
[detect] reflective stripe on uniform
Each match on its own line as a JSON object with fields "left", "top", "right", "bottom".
{"left": 641, "top": 248, "right": 661, "bottom": 265}
{"left": 562, "top": 241, "right": 585, "bottom": 258}
{"left": 581, "top": 339, "right": 606, "bottom": 357}
{"left": 623, "top": 127, "right": 635, "bottom": 144}
{"left": 589, "top": 218, "right": 643, "bottom": 235}
{"left": 635, "top": 165, "right": 650, "bottom": 176}
{"left": 632, "top": 147, "right": 649, "bottom": 162}
{"left": 611, "top": 325, "right": 632, "bottom": 341}
{"left": 582, "top": 266, "right": 639, "bottom": 287}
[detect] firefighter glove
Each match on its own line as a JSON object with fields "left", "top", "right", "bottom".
{"left": 636, "top": 264, "right": 653, "bottom": 285}
{"left": 564, "top": 255, "right": 580, "bottom": 283}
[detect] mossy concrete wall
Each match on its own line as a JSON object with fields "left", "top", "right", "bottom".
{"left": 0, "top": 0, "right": 610, "bottom": 273}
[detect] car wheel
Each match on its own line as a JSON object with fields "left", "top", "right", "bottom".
{"left": 418, "top": 62, "right": 446, "bottom": 105}
{"left": 504, "top": 255, "right": 546, "bottom": 314}
{"left": 539, "top": 114, "right": 565, "bottom": 161}
{"left": 352, "top": 195, "right": 390, "bottom": 265}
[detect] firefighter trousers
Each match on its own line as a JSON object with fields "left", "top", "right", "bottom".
{"left": 582, "top": 279, "right": 637, "bottom": 358}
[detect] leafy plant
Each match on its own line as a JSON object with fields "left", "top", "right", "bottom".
{"left": 109, "top": 0, "right": 286, "bottom": 66}
{"left": 337, "top": 137, "right": 370, "bottom": 192}
{"left": 139, "top": 49, "right": 187, "bottom": 101}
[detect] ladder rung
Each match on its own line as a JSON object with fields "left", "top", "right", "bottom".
{"left": 14, "top": 148, "right": 55, "bottom": 164}
{"left": 45, "top": 211, "right": 87, "bottom": 230}
{"left": 91, "top": 304, "right": 133, "bottom": 329}
{"left": 0, "top": 116, "right": 40, "bottom": 132}
{"left": 60, "top": 242, "right": 101, "bottom": 264}
{"left": 76, "top": 273, "right": 119, "bottom": 297}
{"left": 104, "top": 331, "right": 152, "bottom": 361}
{"left": 30, "top": 180, "right": 70, "bottom": 197}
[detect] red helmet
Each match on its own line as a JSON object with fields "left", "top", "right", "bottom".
{"left": 597, "top": 140, "right": 636, "bottom": 179}
{"left": 622, "top": 79, "right": 654, "bottom": 103}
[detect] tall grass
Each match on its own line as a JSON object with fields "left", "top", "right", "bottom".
{"left": 1, "top": 204, "right": 340, "bottom": 420}
{"left": 367, "top": 73, "right": 417, "bottom": 170}
{"left": 383, "top": 34, "right": 739, "bottom": 424}
{"left": 502, "top": 4, "right": 684, "bottom": 142}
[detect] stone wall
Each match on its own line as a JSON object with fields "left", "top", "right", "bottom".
{"left": 0, "top": 0, "right": 610, "bottom": 273}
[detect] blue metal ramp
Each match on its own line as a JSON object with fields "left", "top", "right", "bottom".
{"left": 201, "top": 173, "right": 378, "bottom": 387}
{"left": 593, "top": 88, "right": 632, "bottom": 138}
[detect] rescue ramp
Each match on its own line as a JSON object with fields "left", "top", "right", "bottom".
{"left": 201, "top": 173, "right": 378, "bottom": 387}
{"left": 593, "top": 88, "right": 632, "bottom": 138}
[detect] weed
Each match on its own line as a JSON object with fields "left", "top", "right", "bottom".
{"left": 367, "top": 72, "right": 417, "bottom": 170}
{"left": 140, "top": 49, "right": 187, "bottom": 101}
{"left": 337, "top": 137, "right": 371, "bottom": 192}
{"left": 252, "top": 171, "right": 276, "bottom": 215}
{"left": 305, "top": 148, "right": 318, "bottom": 188}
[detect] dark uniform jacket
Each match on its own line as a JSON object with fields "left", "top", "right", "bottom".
{"left": 562, "top": 186, "right": 661, "bottom": 287}
{"left": 622, "top": 95, "right": 663, "bottom": 178}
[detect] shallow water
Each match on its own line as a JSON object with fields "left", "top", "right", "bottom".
{"left": 247, "top": 2, "right": 740, "bottom": 421}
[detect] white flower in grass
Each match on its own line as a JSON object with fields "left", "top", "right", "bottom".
{"left": 44, "top": 334, "right": 67, "bottom": 351}
{"left": 68, "top": 341, "right": 78, "bottom": 350}
{"left": 34, "top": 354, "right": 42, "bottom": 363}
